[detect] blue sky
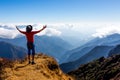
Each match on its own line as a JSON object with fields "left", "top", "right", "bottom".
{"left": 0, "top": 0, "right": 120, "bottom": 24}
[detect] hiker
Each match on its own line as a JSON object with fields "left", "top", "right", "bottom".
{"left": 16, "top": 25, "right": 47, "bottom": 64}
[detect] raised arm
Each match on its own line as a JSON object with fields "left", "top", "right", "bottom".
{"left": 16, "top": 26, "right": 26, "bottom": 34}
{"left": 33, "top": 25, "right": 47, "bottom": 34}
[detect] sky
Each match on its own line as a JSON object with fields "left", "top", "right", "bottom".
{"left": 0, "top": 0, "right": 120, "bottom": 24}
{"left": 0, "top": 0, "right": 120, "bottom": 46}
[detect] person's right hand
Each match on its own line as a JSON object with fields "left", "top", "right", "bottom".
{"left": 16, "top": 26, "right": 19, "bottom": 29}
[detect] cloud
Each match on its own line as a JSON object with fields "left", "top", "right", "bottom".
{"left": 35, "top": 28, "right": 62, "bottom": 37}
{"left": 0, "top": 24, "right": 62, "bottom": 39}
{"left": 0, "top": 24, "right": 16, "bottom": 29}
{"left": 0, "top": 23, "right": 101, "bottom": 39}
{"left": 0, "top": 27, "right": 20, "bottom": 39}
{"left": 32, "top": 24, "right": 62, "bottom": 36}
{"left": 2, "top": 23, "right": 120, "bottom": 39}
{"left": 92, "top": 26, "right": 120, "bottom": 38}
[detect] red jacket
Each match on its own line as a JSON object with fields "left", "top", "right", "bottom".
{"left": 20, "top": 31, "right": 41, "bottom": 43}
{"left": 17, "top": 26, "right": 46, "bottom": 42}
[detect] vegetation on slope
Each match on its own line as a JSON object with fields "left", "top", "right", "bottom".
{"left": 68, "top": 54, "right": 120, "bottom": 80}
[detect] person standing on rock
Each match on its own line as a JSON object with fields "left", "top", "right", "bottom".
{"left": 16, "top": 25, "right": 47, "bottom": 64}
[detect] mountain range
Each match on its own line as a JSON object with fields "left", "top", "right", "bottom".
{"left": 60, "top": 33, "right": 120, "bottom": 72}
{"left": 60, "top": 45, "right": 113, "bottom": 72}
{"left": 1, "top": 31, "right": 120, "bottom": 67}
{"left": 108, "top": 44, "right": 120, "bottom": 57}
{"left": 60, "top": 33, "right": 120, "bottom": 64}
{"left": 1, "top": 30, "right": 120, "bottom": 80}
{"left": 0, "top": 35, "right": 72, "bottom": 62}
{"left": 0, "top": 41, "right": 27, "bottom": 60}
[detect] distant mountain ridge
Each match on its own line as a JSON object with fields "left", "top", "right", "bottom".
{"left": 0, "top": 35, "right": 72, "bottom": 62}
{"left": 60, "top": 45, "right": 113, "bottom": 72}
{"left": 0, "top": 41, "right": 27, "bottom": 60}
{"left": 108, "top": 44, "right": 120, "bottom": 57}
{"left": 84, "top": 33, "right": 120, "bottom": 46}
{"left": 60, "top": 46, "right": 94, "bottom": 64}
{"left": 60, "top": 33, "right": 120, "bottom": 64}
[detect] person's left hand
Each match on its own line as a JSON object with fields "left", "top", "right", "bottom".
{"left": 43, "top": 25, "right": 47, "bottom": 29}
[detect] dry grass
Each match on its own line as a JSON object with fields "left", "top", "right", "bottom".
{"left": 1, "top": 53, "right": 74, "bottom": 80}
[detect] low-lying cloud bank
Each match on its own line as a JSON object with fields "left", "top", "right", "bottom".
{"left": 0, "top": 24, "right": 62, "bottom": 39}
{"left": 92, "top": 26, "right": 120, "bottom": 38}
{"left": 1, "top": 23, "right": 120, "bottom": 40}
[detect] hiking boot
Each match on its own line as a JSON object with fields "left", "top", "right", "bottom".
{"left": 28, "top": 61, "right": 31, "bottom": 64}
{"left": 31, "top": 61, "right": 36, "bottom": 65}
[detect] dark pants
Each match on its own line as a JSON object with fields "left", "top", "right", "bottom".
{"left": 27, "top": 42, "right": 35, "bottom": 55}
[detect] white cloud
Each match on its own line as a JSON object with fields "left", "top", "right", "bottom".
{"left": 0, "top": 27, "right": 20, "bottom": 39}
{"left": 0, "top": 24, "right": 15, "bottom": 29}
{"left": 0, "top": 23, "right": 106, "bottom": 39}
{"left": 1, "top": 22, "right": 120, "bottom": 40}
{"left": 92, "top": 26, "right": 120, "bottom": 38}
{"left": 27, "top": 24, "right": 62, "bottom": 37}
{"left": 0, "top": 24, "right": 62, "bottom": 39}
{"left": 44, "top": 28, "right": 62, "bottom": 36}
